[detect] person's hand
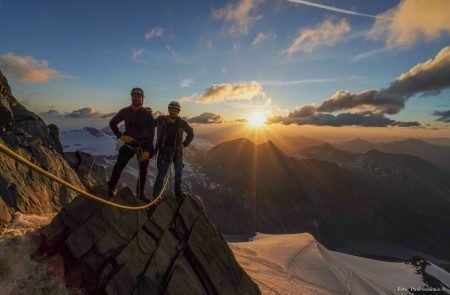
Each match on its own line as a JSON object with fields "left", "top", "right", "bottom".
{"left": 138, "top": 151, "right": 150, "bottom": 162}
{"left": 120, "top": 135, "right": 134, "bottom": 143}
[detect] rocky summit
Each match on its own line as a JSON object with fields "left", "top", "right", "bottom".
{"left": 0, "top": 70, "right": 84, "bottom": 221}
{"left": 40, "top": 187, "right": 260, "bottom": 294}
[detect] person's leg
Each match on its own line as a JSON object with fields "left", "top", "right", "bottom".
{"left": 173, "top": 159, "right": 184, "bottom": 196}
{"left": 152, "top": 157, "right": 170, "bottom": 198}
{"left": 108, "top": 145, "right": 135, "bottom": 193}
{"left": 136, "top": 158, "right": 150, "bottom": 199}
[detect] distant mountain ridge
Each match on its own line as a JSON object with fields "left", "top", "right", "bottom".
{"left": 194, "top": 138, "right": 450, "bottom": 261}
{"left": 334, "top": 138, "right": 450, "bottom": 175}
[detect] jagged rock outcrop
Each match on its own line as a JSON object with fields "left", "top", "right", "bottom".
{"left": 0, "top": 71, "right": 14, "bottom": 134}
{"left": 40, "top": 188, "right": 260, "bottom": 294}
{"left": 0, "top": 196, "right": 12, "bottom": 224}
{"left": 65, "top": 151, "right": 108, "bottom": 190}
{"left": 0, "top": 70, "right": 85, "bottom": 216}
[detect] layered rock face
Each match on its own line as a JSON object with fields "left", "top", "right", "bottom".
{"left": 65, "top": 151, "right": 108, "bottom": 190}
{"left": 0, "top": 70, "right": 84, "bottom": 221}
{"left": 40, "top": 188, "right": 260, "bottom": 294}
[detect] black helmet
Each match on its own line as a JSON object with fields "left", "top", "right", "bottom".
{"left": 168, "top": 101, "right": 181, "bottom": 111}
{"left": 131, "top": 87, "right": 144, "bottom": 96}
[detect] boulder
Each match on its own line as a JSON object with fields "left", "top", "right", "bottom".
{"left": 40, "top": 188, "right": 260, "bottom": 294}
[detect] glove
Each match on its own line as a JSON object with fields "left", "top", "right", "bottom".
{"left": 120, "top": 135, "right": 134, "bottom": 143}
{"left": 138, "top": 151, "right": 151, "bottom": 162}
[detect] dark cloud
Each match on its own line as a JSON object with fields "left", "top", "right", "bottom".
{"left": 293, "top": 46, "right": 450, "bottom": 116}
{"left": 433, "top": 110, "right": 450, "bottom": 123}
{"left": 268, "top": 111, "right": 420, "bottom": 127}
{"left": 187, "top": 112, "right": 224, "bottom": 124}
{"left": 288, "top": 104, "right": 318, "bottom": 118}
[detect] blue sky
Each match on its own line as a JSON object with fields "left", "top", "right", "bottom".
{"left": 0, "top": 0, "right": 449, "bottom": 131}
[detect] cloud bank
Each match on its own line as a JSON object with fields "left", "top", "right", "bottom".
{"left": 267, "top": 46, "right": 450, "bottom": 127}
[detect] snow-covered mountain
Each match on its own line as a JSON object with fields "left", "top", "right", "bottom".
{"left": 60, "top": 127, "right": 118, "bottom": 156}
{"left": 231, "top": 233, "right": 450, "bottom": 294}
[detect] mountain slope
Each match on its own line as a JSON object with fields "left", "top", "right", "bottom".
{"left": 231, "top": 233, "right": 450, "bottom": 294}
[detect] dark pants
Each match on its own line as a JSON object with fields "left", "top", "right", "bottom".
{"left": 108, "top": 145, "right": 149, "bottom": 196}
{"left": 153, "top": 147, "right": 184, "bottom": 198}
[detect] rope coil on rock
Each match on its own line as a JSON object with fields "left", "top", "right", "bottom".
{"left": 0, "top": 142, "right": 169, "bottom": 210}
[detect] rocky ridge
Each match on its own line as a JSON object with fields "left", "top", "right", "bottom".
{"left": 40, "top": 188, "right": 260, "bottom": 294}
{"left": 0, "top": 70, "right": 84, "bottom": 221}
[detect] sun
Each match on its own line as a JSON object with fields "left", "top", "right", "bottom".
{"left": 248, "top": 111, "right": 266, "bottom": 127}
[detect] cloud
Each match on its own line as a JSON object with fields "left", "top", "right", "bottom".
{"left": 131, "top": 48, "right": 144, "bottom": 62}
{"left": 287, "top": 0, "right": 388, "bottom": 19}
{"left": 433, "top": 110, "right": 450, "bottom": 123}
{"left": 252, "top": 31, "right": 275, "bottom": 45}
{"left": 187, "top": 112, "right": 224, "bottom": 124}
{"left": 0, "top": 53, "right": 71, "bottom": 83}
{"left": 288, "top": 103, "right": 319, "bottom": 118}
{"left": 64, "top": 107, "right": 103, "bottom": 119}
{"left": 144, "top": 27, "right": 164, "bottom": 40}
{"left": 298, "top": 46, "right": 450, "bottom": 115}
{"left": 180, "top": 79, "right": 193, "bottom": 88}
{"left": 212, "top": 0, "right": 264, "bottom": 35}
{"left": 178, "top": 93, "right": 198, "bottom": 103}
{"left": 387, "top": 46, "right": 450, "bottom": 98}
{"left": 265, "top": 47, "right": 450, "bottom": 128}
{"left": 316, "top": 89, "right": 405, "bottom": 115}
{"left": 197, "top": 81, "right": 271, "bottom": 106}
{"left": 39, "top": 109, "right": 61, "bottom": 116}
{"left": 368, "top": 0, "right": 450, "bottom": 47}
{"left": 283, "top": 19, "right": 350, "bottom": 55}
{"left": 39, "top": 107, "right": 114, "bottom": 119}
{"left": 269, "top": 111, "right": 420, "bottom": 127}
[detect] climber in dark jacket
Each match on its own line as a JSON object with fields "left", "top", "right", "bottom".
{"left": 153, "top": 101, "right": 194, "bottom": 199}
{"left": 108, "top": 87, "right": 155, "bottom": 200}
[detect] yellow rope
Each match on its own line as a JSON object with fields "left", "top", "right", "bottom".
{"left": 0, "top": 142, "right": 169, "bottom": 210}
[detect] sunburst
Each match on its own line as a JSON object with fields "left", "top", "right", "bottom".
{"left": 248, "top": 111, "right": 266, "bottom": 127}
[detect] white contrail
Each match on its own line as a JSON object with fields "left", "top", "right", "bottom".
{"left": 287, "top": 0, "right": 392, "bottom": 20}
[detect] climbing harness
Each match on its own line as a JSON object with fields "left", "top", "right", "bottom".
{"left": 0, "top": 142, "right": 170, "bottom": 210}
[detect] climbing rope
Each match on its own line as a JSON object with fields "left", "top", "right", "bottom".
{"left": 0, "top": 142, "right": 170, "bottom": 210}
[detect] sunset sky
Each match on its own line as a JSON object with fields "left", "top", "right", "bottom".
{"left": 0, "top": 0, "right": 449, "bottom": 137}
